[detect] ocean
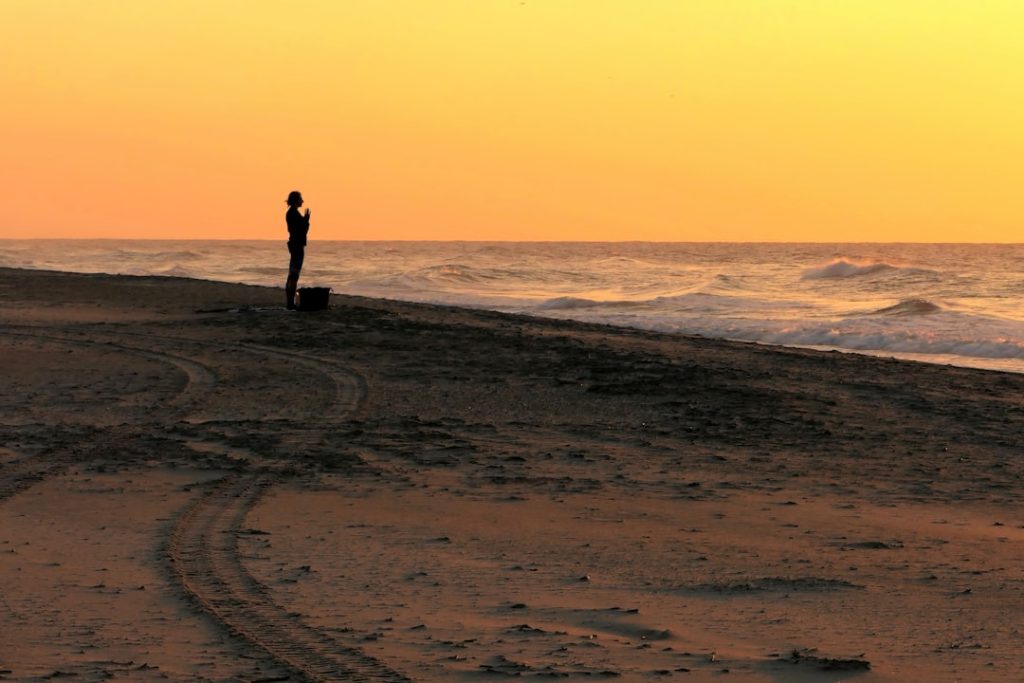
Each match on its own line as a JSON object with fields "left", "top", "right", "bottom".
{"left": 4, "top": 240, "right": 1024, "bottom": 373}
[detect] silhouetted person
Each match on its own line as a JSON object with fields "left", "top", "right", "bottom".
{"left": 285, "top": 190, "right": 310, "bottom": 309}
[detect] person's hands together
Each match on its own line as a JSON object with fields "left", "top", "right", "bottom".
{"left": 304, "top": 209, "right": 311, "bottom": 220}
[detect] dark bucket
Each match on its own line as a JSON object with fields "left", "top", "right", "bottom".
{"left": 297, "top": 287, "right": 331, "bottom": 311}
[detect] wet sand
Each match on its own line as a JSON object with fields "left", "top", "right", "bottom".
{"left": 2, "top": 266, "right": 1024, "bottom": 682}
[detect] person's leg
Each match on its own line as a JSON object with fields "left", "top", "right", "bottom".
{"left": 285, "top": 274, "right": 298, "bottom": 309}
{"left": 286, "top": 244, "right": 304, "bottom": 308}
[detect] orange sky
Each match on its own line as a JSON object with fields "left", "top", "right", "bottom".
{"left": 3, "top": 1, "right": 1023, "bottom": 241}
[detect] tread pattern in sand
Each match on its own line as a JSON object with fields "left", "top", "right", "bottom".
{"left": 166, "top": 474, "right": 411, "bottom": 682}
{"left": 0, "top": 329, "right": 218, "bottom": 422}
{"left": 100, "top": 331, "right": 369, "bottom": 422}
{"left": 1, "top": 328, "right": 365, "bottom": 424}
{"left": 152, "top": 336, "right": 409, "bottom": 681}
{"left": 2, "top": 325, "right": 402, "bottom": 679}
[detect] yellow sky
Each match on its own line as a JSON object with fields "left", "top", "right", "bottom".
{"left": 2, "top": 1, "right": 1022, "bottom": 241}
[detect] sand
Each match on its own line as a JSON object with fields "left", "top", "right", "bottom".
{"left": 2, "top": 266, "right": 1024, "bottom": 682}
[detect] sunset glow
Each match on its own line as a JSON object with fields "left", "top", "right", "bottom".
{"left": 3, "top": 1, "right": 1023, "bottom": 241}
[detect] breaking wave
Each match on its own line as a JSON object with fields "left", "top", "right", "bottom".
{"left": 746, "top": 325, "right": 1024, "bottom": 361}
{"left": 627, "top": 315, "right": 1024, "bottom": 362}
{"left": 867, "top": 298, "right": 943, "bottom": 317}
{"left": 801, "top": 258, "right": 936, "bottom": 280}
{"left": 535, "top": 296, "right": 642, "bottom": 311}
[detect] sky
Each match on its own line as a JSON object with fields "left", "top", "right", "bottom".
{"left": 2, "top": 1, "right": 1023, "bottom": 242}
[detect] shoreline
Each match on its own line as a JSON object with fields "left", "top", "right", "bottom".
{"left": 3, "top": 267, "right": 1024, "bottom": 681}
{"left": 4, "top": 264, "right": 1021, "bottom": 377}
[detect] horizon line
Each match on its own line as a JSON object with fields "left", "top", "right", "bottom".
{"left": 3, "top": 237, "right": 1024, "bottom": 246}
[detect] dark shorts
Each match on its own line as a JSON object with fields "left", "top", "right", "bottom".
{"left": 287, "top": 242, "right": 305, "bottom": 277}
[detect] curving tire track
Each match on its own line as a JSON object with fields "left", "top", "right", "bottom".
{"left": 236, "top": 341, "right": 370, "bottom": 420}
{"left": 141, "top": 332, "right": 410, "bottom": 680}
{"left": 0, "top": 328, "right": 358, "bottom": 423}
{"left": 3, "top": 326, "right": 406, "bottom": 679}
{"left": 0, "top": 330, "right": 217, "bottom": 422}
{"left": 0, "top": 331, "right": 219, "bottom": 503}
{"left": 167, "top": 474, "right": 411, "bottom": 682}
{"left": 109, "top": 331, "right": 369, "bottom": 421}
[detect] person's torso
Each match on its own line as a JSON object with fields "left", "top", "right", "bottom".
{"left": 286, "top": 208, "right": 309, "bottom": 245}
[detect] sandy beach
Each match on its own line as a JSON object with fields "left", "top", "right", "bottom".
{"left": 3, "top": 266, "right": 1024, "bottom": 682}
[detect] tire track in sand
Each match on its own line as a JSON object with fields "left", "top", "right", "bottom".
{"left": 0, "top": 330, "right": 217, "bottom": 422}
{"left": 0, "top": 329, "right": 344, "bottom": 502}
{"left": 3, "top": 327, "right": 406, "bottom": 679}
{"left": 167, "top": 474, "right": 411, "bottom": 683}
{"left": 152, "top": 334, "right": 410, "bottom": 681}
{"left": 0, "top": 330, "right": 218, "bottom": 502}
{"left": 111, "top": 331, "right": 370, "bottom": 421}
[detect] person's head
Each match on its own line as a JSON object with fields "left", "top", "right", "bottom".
{"left": 286, "top": 191, "right": 304, "bottom": 208}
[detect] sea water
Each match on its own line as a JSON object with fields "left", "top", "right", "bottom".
{"left": 4, "top": 240, "right": 1024, "bottom": 373}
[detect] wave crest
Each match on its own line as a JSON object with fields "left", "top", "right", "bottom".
{"left": 535, "top": 296, "right": 643, "bottom": 311}
{"left": 869, "top": 298, "right": 942, "bottom": 317}
{"left": 801, "top": 259, "right": 896, "bottom": 280}
{"left": 535, "top": 296, "right": 601, "bottom": 310}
